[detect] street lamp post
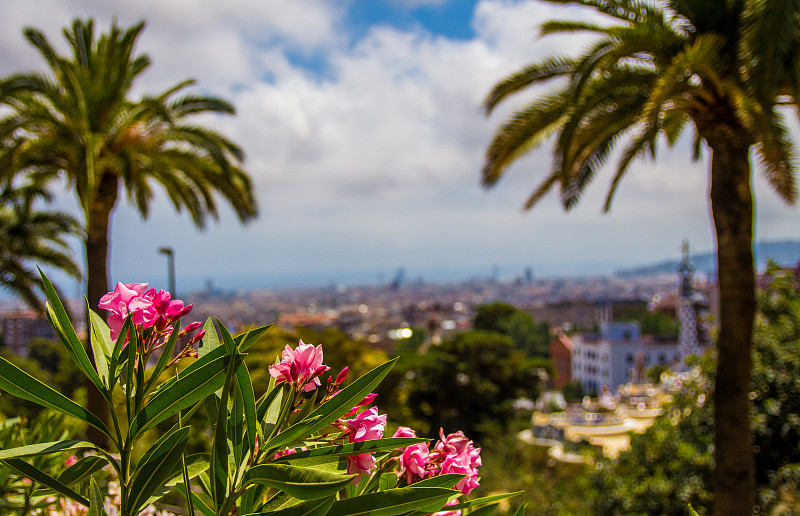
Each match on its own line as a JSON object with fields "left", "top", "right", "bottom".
{"left": 158, "top": 247, "right": 176, "bottom": 296}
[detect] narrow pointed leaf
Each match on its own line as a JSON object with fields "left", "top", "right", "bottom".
{"left": 57, "top": 455, "right": 108, "bottom": 486}
{"left": 144, "top": 320, "right": 181, "bottom": 395}
{"left": 256, "top": 382, "right": 282, "bottom": 423}
{"left": 273, "top": 438, "right": 427, "bottom": 466}
{"left": 217, "top": 319, "right": 237, "bottom": 355}
{"left": 38, "top": 272, "right": 105, "bottom": 395}
{"left": 3, "top": 458, "right": 89, "bottom": 507}
{"left": 127, "top": 425, "right": 190, "bottom": 514}
{"left": 176, "top": 482, "right": 215, "bottom": 516}
{"left": 109, "top": 318, "right": 133, "bottom": 391}
{"left": 0, "top": 440, "right": 98, "bottom": 460}
{"left": 211, "top": 354, "right": 237, "bottom": 508}
{"left": 142, "top": 453, "right": 209, "bottom": 508}
{"left": 197, "top": 318, "right": 219, "bottom": 358}
{"left": 265, "top": 359, "right": 397, "bottom": 452}
{"left": 408, "top": 474, "right": 464, "bottom": 489}
{"left": 247, "top": 495, "right": 335, "bottom": 516}
{"left": 462, "top": 503, "right": 499, "bottom": 516}
{"left": 242, "top": 464, "right": 356, "bottom": 500}
{"left": 0, "top": 357, "right": 109, "bottom": 436}
{"left": 236, "top": 362, "right": 257, "bottom": 454}
{"left": 88, "top": 309, "right": 112, "bottom": 387}
{"left": 234, "top": 323, "right": 273, "bottom": 352}
{"left": 128, "top": 346, "right": 240, "bottom": 438}
{"left": 89, "top": 477, "right": 108, "bottom": 516}
{"left": 326, "top": 487, "right": 456, "bottom": 516}
{"left": 446, "top": 491, "right": 523, "bottom": 511}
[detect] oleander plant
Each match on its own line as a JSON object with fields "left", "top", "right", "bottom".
{"left": 0, "top": 273, "right": 520, "bottom": 516}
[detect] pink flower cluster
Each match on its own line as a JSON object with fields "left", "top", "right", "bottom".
{"left": 98, "top": 282, "right": 192, "bottom": 340}
{"left": 394, "top": 427, "right": 481, "bottom": 496}
{"left": 268, "top": 340, "right": 330, "bottom": 392}
{"left": 343, "top": 405, "right": 387, "bottom": 475}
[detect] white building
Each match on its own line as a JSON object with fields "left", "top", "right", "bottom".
{"left": 571, "top": 322, "right": 680, "bottom": 393}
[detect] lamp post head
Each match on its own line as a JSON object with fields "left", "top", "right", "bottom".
{"left": 158, "top": 247, "right": 173, "bottom": 257}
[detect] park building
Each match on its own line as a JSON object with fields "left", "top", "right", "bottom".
{"left": 570, "top": 322, "right": 681, "bottom": 393}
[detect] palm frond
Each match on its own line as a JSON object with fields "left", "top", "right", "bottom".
{"left": 484, "top": 57, "right": 577, "bottom": 113}
{"left": 482, "top": 92, "right": 571, "bottom": 187}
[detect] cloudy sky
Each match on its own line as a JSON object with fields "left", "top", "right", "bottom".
{"left": 2, "top": 0, "right": 800, "bottom": 294}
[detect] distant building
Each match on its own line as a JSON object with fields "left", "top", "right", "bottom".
{"left": 549, "top": 331, "right": 573, "bottom": 388}
{"left": 571, "top": 322, "right": 681, "bottom": 393}
{"left": 1, "top": 310, "right": 57, "bottom": 355}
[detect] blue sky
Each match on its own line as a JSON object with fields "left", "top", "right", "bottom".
{"left": 1, "top": 0, "right": 800, "bottom": 297}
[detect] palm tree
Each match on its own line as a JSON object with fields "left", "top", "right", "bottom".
{"left": 0, "top": 18, "right": 258, "bottom": 312}
{"left": 0, "top": 18, "right": 258, "bottom": 446}
{"left": 482, "top": 0, "right": 799, "bottom": 513}
{"left": 0, "top": 182, "right": 81, "bottom": 312}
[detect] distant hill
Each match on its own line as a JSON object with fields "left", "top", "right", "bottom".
{"left": 615, "top": 239, "right": 800, "bottom": 278}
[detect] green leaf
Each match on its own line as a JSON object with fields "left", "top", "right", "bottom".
{"left": 87, "top": 308, "right": 112, "bottom": 387}
{"left": 127, "top": 425, "right": 190, "bottom": 515}
{"left": 464, "top": 503, "right": 500, "bottom": 516}
{"left": 89, "top": 477, "right": 108, "bottom": 516}
{"left": 408, "top": 474, "right": 464, "bottom": 490}
{"left": 217, "top": 319, "right": 237, "bottom": 355}
{"left": 511, "top": 503, "right": 527, "bottom": 516}
{"left": 242, "top": 464, "right": 356, "bottom": 500}
{"left": 175, "top": 482, "right": 215, "bottom": 516}
{"left": 0, "top": 440, "right": 98, "bottom": 461}
{"left": 247, "top": 495, "right": 334, "bottom": 516}
{"left": 236, "top": 362, "right": 258, "bottom": 455}
{"left": 446, "top": 491, "right": 523, "bottom": 511}
{"left": 144, "top": 320, "right": 182, "bottom": 396}
{"left": 256, "top": 383, "right": 282, "bottom": 423}
{"left": 108, "top": 317, "right": 133, "bottom": 391}
{"left": 234, "top": 323, "right": 273, "bottom": 352}
{"left": 128, "top": 345, "right": 241, "bottom": 439}
{"left": 379, "top": 472, "right": 398, "bottom": 491}
{"left": 2, "top": 457, "right": 89, "bottom": 507}
{"left": 211, "top": 353, "right": 237, "bottom": 508}
{"left": 326, "top": 487, "right": 456, "bottom": 516}
{"left": 142, "top": 453, "right": 209, "bottom": 507}
{"left": 197, "top": 318, "right": 219, "bottom": 358}
{"left": 57, "top": 455, "right": 108, "bottom": 486}
{"left": 274, "top": 438, "right": 427, "bottom": 466}
{"left": 0, "top": 357, "right": 110, "bottom": 437}
{"left": 265, "top": 359, "right": 397, "bottom": 452}
{"left": 38, "top": 271, "right": 106, "bottom": 395}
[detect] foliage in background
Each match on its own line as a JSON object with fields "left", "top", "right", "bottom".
{"left": 0, "top": 338, "right": 83, "bottom": 420}
{"left": 473, "top": 302, "right": 550, "bottom": 356}
{"left": 0, "top": 183, "right": 81, "bottom": 312}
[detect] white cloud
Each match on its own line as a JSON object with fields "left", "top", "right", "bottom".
{"left": 1, "top": 0, "right": 799, "bottom": 292}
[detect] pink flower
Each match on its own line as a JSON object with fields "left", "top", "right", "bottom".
{"left": 347, "top": 452, "right": 377, "bottom": 476}
{"left": 431, "top": 430, "right": 481, "bottom": 495}
{"left": 98, "top": 282, "right": 158, "bottom": 339}
{"left": 344, "top": 406, "right": 386, "bottom": 442}
{"left": 400, "top": 442, "right": 430, "bottom": 483}
{"left": 343, "top": 393, "right": 378, "bottom": 417}
{"left": 269, "top": 340, "right": 330, "bottom": 392}
{"left": 393, "top": 426, "right": 417, "bottom": 439}
{"left": 152, "top": 290, "right": 193, "bottom": 330}
{"left": 393, "top": 426, "right": 431, "bottom": 483}
{"left": 343, "top": 406, "right": 386, "bottom": 475}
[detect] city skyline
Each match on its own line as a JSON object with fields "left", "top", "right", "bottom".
{"left": 2, "top": 0, "right": 800, "bottom": 295}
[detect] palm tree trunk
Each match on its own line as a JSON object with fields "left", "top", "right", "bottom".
{"left": 84, "top": 172, "right": 118, "bottom": 448}
{"left": 708, "top": 133, "right": 756, "bottom": 515}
